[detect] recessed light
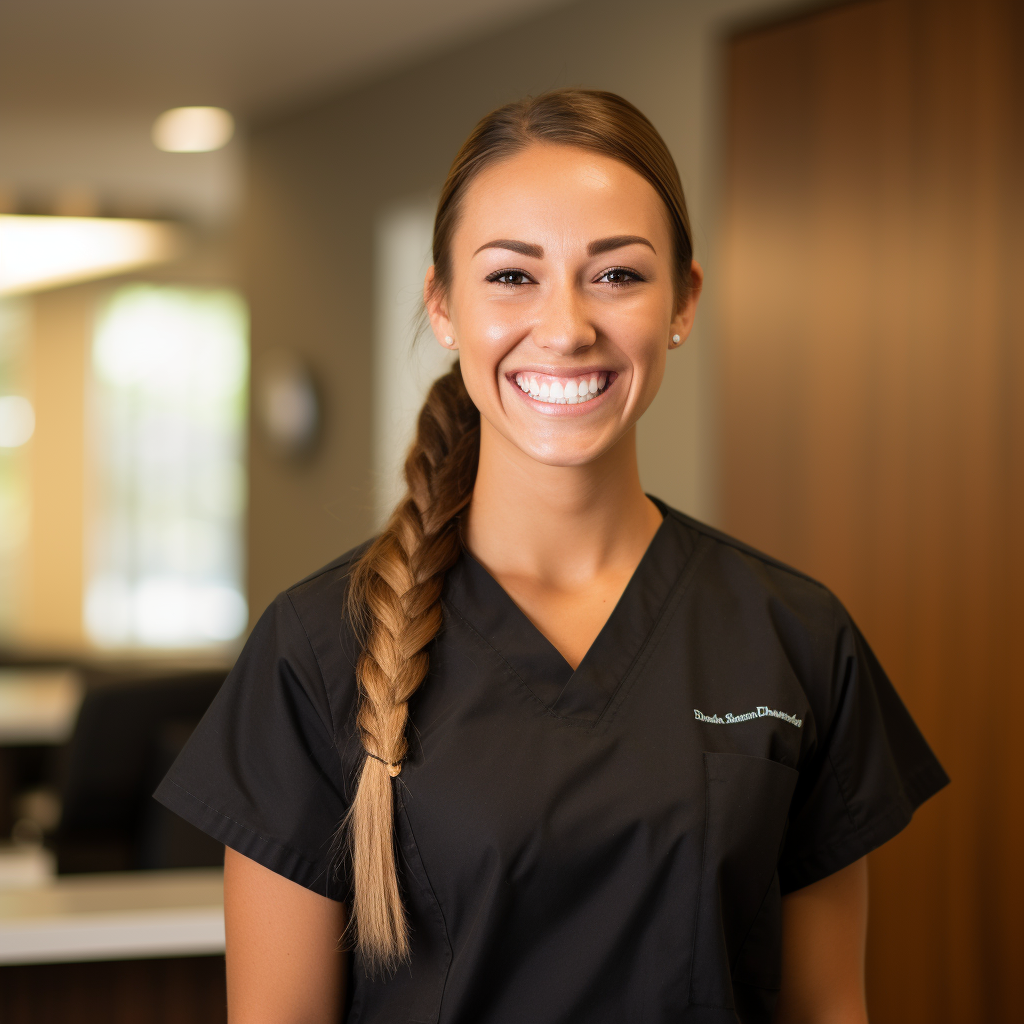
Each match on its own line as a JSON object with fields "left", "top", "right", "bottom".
{"left": 152, "top": 107, "right": 235, "bottom": 153}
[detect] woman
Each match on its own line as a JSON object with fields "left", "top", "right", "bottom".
{"left": 157, "top": 90, "right": 947, "bottom": 1023}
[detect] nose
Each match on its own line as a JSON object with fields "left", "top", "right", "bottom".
{"left": 531, "top": 276, "right": 596, "bottom": 355}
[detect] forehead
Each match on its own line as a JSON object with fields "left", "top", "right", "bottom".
{"left": 455, "top": 143, "right": 672, "bottom": 250}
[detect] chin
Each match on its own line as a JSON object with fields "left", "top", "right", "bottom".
{"left": 518, "top": 435, "right": 612, "bottom": 468}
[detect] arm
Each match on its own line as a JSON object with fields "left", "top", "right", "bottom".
{"left": 774, "top": 856, "right": 869, "bottom": 1024}
{"left": 224, "top": 846, "right": 348, "bottom": 1024}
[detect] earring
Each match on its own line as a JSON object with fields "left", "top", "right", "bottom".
{"left": 444, "top": 336, "right": 454, "bottom": 347}
{"left": 671, "top": 334, "right": 681, "bottom": 345}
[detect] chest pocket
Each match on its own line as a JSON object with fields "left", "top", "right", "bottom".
{"left": 690, "top": 751, "right": 798, "bottom": 1013}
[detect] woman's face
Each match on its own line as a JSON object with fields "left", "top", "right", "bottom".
{"left": 426, "top": 143, "right": 701, "bottom": 468}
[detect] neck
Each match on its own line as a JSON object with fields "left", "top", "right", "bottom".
{"left": 465, "top": 420, "right": 662, "bottom": 586}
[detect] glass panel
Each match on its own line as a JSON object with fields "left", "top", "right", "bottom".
{"left": 85, "top": 284, "right": 248, "bottom": 648}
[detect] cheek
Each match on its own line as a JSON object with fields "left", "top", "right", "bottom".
{"left": 459, "top": 358, "right": 499, "bottom": 419}
{"left": 470, "top": 290, "right": 536, "bottom": 346}
{"left": 606, "top": 300, "right": 668, "bottom": 379}
{"left": 628, "top": 342, "right": 667, "bottom": 416}
{"left": 641, "top": 344, "right": 668, "bottom": 396}
{"left": 453, "top": 324, "right": 515, "bottom": 414}
{"left": 451, "top": 281, "right": 503, "bottom": 341}
{"left": 602, "top": 281, "right": 672, "bottom": 336}
{"left": 454, "top": 297, "right": 528, "bottom": 383}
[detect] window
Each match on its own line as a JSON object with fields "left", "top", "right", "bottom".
{"left": 85, "top": 284, "right": 248, "bottom": 648}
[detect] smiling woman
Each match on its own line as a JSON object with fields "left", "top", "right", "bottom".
{"left": 154, "top": 89, "right": 946, "bottom": 1024}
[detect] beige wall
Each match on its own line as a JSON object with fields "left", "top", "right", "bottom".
{"left": 19, "top": 284, "right": 90, "bottom": 648}
{"left": 243, "top": 0, "right": 835, "bottom": 619}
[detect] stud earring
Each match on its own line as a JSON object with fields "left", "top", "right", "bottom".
{"left": 444, "top": 335, "right": 454, "bottom": 347}
{"left": 671, "top": 334, "right": 681, "bottom": 345}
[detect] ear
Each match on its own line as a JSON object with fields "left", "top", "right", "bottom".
{"left": 669, "top": 260, "right": 704, "bottom": 348}
{"left": 424, "top": 265, "right": 458, "bottom": 350}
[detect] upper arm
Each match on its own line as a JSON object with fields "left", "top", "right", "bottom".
{"left": 224, "top": 847, "right": 348, "bottom": 1024}
{"left": 154, "top": 593, "right": 357, "bottom": 899}
{"left": 770, "top": 597, "right": 946, "bottom": 1022}
{"left": 774, "top": 856, "right": 869, "bottom": 1024}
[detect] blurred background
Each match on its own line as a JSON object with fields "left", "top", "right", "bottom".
{"left": 0, "top": 0, "right": 1020, "bottom": 1020}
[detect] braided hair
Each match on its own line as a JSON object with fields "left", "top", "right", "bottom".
{"left": 344, "top": 367, "right": 478, "bottom": 970}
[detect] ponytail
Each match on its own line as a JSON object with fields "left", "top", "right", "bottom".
{"left": 344, "top": 364, "right": 479, "bottom": 971}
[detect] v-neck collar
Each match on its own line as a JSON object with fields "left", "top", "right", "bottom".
{"left": 442, "top": 497, "right": 698, "bottom": 725}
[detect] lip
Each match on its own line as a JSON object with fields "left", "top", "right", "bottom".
{"left": 503, "top": 368, "right": 618, "bottom": 416}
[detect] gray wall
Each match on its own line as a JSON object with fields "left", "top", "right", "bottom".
{"left": 243, "top": 0, "right": 832, "bottom": 619}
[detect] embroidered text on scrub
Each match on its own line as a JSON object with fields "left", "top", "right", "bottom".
{"left": 694, "top": 707, "right": 804, "bottom": 728}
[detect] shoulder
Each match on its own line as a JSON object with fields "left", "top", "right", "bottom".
{"left": 282, "top": 539, "right": 372, "bottom": 629}
{"left": 658, "top": 501, "right": 842, "bottom": 642}
{"left": 245, "top": 540, "right": 374, "bottom": 742}
{"left": 661, "top": 502, "right": 832, "bottom": 594}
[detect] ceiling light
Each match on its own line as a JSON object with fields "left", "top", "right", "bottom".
{"left": 0, "top": 215, "right": 186, "bottom": 296}
{"left": 152, "top": 107, "right": 235, "bottom": 153}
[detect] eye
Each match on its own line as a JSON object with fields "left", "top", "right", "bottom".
{"left": 486, "top": 268, "right": 534, "bottom": 288}
{"left": 596, "top": 267, "right": 645, "bottom": 287}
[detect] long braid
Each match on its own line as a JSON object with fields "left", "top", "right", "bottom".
{"left": 345, "top": 364, "right": 479, "bottom": 972}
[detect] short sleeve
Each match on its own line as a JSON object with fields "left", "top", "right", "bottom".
{"left": 778, "top": 601, "right": 949, "bottom": 893}
{"left": 153, "top": 591, "right": 353, "bottom": 900}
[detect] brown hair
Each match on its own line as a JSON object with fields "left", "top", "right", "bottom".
{"left": 344, "top": 88, "right": 694, "bottom": 972}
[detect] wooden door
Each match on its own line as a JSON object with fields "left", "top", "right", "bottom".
{"left": 720, "top": 1, "right": 1024, "bottom": 1020}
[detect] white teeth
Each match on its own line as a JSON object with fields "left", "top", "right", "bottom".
{"left": 513, "top": 372, "right": 611, "bottom": 406}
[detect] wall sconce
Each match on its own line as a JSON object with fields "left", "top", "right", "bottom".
{"left": 255, "top": 349, "right": 320, "bottom": 458}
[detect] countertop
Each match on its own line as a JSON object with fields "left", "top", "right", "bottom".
{"left": 0, "top": 868, "right": 224, "bottom": 965}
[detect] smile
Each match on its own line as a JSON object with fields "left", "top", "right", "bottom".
{"left": 511, "top": 370, "right": 612, "bottom": 405}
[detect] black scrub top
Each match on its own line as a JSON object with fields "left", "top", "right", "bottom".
{"left": 155, "top": 499, "right": 948, "bottom": 1024}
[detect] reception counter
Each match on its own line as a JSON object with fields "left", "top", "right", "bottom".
{"left": 0, "top": 867, "right": 224, "bottom": 965}
{"left": 0, "top": 868, "right": 226, "bottom": 1022}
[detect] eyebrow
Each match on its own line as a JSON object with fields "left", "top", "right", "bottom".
{"left": 472, "top": 235, "right": 656, "bottom": 259}
{"left": 473, "top": 239, "right": 544, "bottom": 258}
{"left": 587, "top": 235, "right": 656, "bottom": 256}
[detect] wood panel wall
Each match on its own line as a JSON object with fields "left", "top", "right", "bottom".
{"left": 0, "top": 956, "right": 226, "bottom": 1023}
{"left": 719, "top": 1, "right": 1024, "bottom": 1020}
